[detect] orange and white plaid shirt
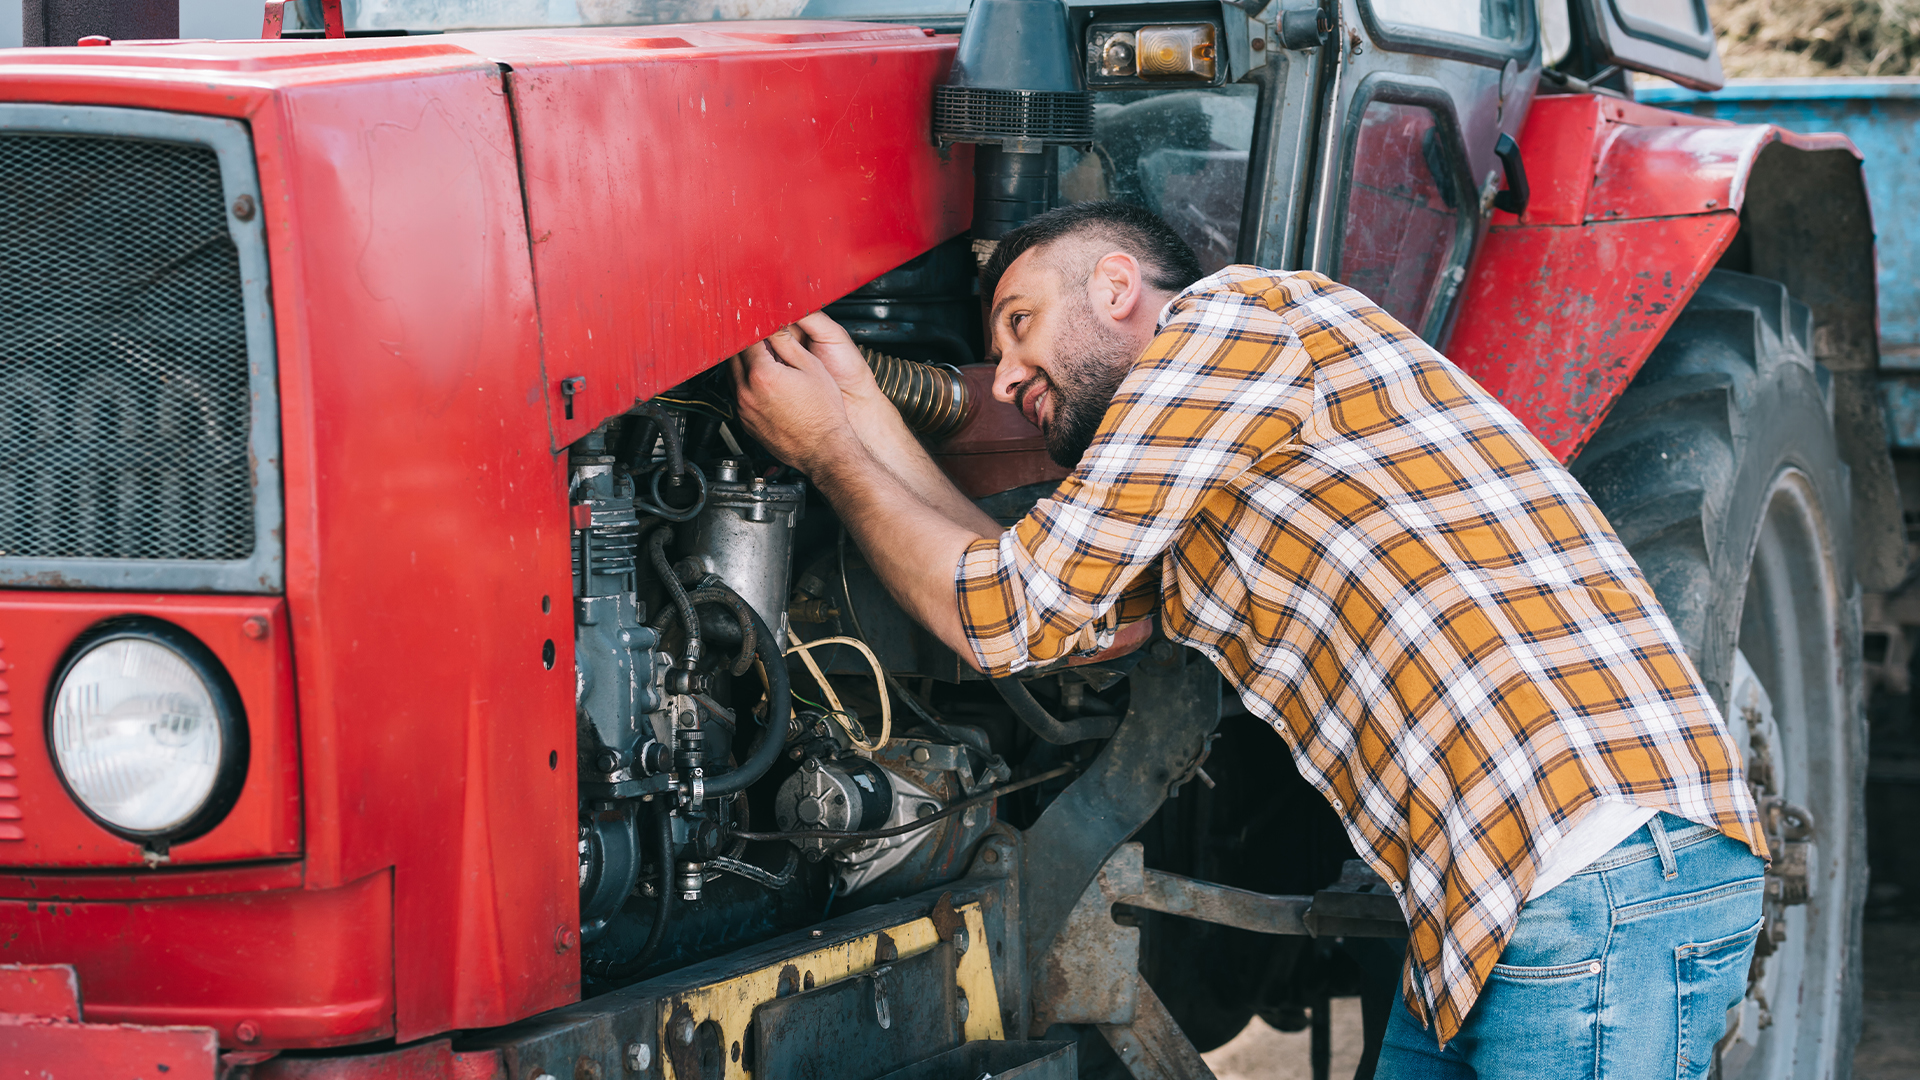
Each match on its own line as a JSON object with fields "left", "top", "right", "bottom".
{"left": 955, "top": 267, "right": 1766, "bottom": 1043}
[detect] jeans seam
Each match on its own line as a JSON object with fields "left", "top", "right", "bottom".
{"left": 1579, "top": 823, "right": 1722, "bottom": 875}
{"left": 1613, "top": 877, "right": 1765, "bottom": 924}
{"left": 1595, "top": 869, "right": 1617, "bottom": 1080}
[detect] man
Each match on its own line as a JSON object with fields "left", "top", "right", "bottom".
{"left": 732, "top": 201, "right": 1768, "bottom": 1078}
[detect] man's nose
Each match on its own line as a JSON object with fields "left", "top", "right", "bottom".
{"left": 992, "top": 353, "right": 1035, "bottom": 404}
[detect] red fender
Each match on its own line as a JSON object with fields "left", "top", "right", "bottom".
{"left": 1446, "top": 94, "right": 1859, "bottom": 462}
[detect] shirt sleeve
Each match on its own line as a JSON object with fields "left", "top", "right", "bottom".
{"left": 954, "top": 280, "right": 1312, "bottom": 676}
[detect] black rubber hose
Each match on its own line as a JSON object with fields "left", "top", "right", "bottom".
{"left": 649, "top": 528, "right": 701, "bottom": 667}
{"left": 631, "top": 401, "right": 688, "bottom": 478}
{"left": 651, "top": 587, "right": 758, "bottom": 677}
{"left": 992, "top": 677, "right": 1118, "bottom": 745}
{"left": 701, "top": 581, "right": 791, "bottom": 798}
{"left": 585, "top": 800, "right": 673, "bottom": 981}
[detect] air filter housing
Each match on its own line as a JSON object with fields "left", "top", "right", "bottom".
{"left": 932, "top": 0, "right": 1093, "bottom": 153}
{"left": 932, "top": 0, "right": 1094, "bottom": 254}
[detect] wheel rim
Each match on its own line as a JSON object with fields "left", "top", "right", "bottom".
{"left": 1722, "top": 468, "right": 1854, "bottom": 1080}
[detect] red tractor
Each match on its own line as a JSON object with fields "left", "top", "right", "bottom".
{"left": 0, "top": 0, "right": 1891, "bottom": 1077}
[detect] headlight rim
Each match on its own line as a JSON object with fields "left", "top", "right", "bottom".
{"left": 46, "top": 616, "right": 251, "bottom": 847}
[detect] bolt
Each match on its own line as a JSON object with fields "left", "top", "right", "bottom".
{"left": 981, "top": 847, "right": 999, "bottom": 864}
{"left": 235, "top": 1020, "right": 262, "bottom": 1044}
{"left": 912, "top": 746, "right": 931, "bottom": 764}
{"left": 231, "top": 193, "right": 256, "bottom": 221}
{"left": 811, "top": 929, "right": 824, "bottom": 938}
{"left": 673, "top": 1015, "right": 697, "bottom": 1046}
{"left": 242, "top": 616, "right": 269, "bottom": 640}
{"left": 1150, "top": 641, "right": 1176, "bottom": 662}
{"left": 556, "top": 926, "right": 578, "bottom": 953}
{"left": 625, "top": 1043, "right": 652, "bottom": 1072}
{"left": 956, "top": 988, "right": 970, "bottom": 1023}
{"left": 953, "top": 928, "right": 970, "bottom": 955}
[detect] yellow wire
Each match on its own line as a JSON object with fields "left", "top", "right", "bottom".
{"left": 784, "top": 630, "right": 891, "bottom": 752}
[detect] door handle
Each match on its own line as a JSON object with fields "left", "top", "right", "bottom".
{"left": 1493, "top": 132, "right": 1529, "bottom": 215}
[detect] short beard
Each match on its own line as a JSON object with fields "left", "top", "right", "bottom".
{"left": 1040, "top": 297, "right": 1137, "bottom": 469}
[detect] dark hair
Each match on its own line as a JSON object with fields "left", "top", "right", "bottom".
{"left": 979, "top": 200, "right": 1205, "bottom": 301}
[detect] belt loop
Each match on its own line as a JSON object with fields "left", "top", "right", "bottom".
{"left": 1648, "top": 814, "right": 1678, "bottom": 880}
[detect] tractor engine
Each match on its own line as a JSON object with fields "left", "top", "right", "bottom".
{"left": 567, "top": 339, "right": 1022, "bottom": 981}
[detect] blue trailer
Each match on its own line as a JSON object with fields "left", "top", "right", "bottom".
{"left": 1641, "top": 79, "right": 1920, "bottom": 445}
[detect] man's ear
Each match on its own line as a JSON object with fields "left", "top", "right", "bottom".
{"left": 1090, "top": 251, "right": 1146, "bottom": 324}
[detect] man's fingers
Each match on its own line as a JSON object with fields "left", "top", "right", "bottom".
{"left": 764, "top": 326, "right": 825, "bottom": 373}
{"left": 795, "top": 310, "right": 852, "bottom": 344}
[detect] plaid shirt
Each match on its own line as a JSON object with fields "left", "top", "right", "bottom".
{"left": 956, "top": 267, "right": 1766, "bottom": 1043}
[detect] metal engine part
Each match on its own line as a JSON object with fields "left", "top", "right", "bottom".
{"left": 572, "top": 430, "right": 667, "bottom": 792}
{"left": 774, "top": 756, "right": 895, "bottom": 853}
{"left": 775, "top": 739, "right": 995, "bottom": 898}
{"left": 677, "top": 459, "right": 804, "bottom": 644}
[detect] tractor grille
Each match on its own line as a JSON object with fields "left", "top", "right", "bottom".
{"left": 0, "top": 134, "right": 254, "bottom": 563}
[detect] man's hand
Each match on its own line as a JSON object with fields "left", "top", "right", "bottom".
{"left": 730, "top": 324, "right": 864, "bottom": 475}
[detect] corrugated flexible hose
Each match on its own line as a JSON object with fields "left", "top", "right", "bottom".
{"left": 859, "top": 346, "right": 975, "bottom": 441}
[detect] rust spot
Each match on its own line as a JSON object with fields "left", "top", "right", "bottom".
{"left": 803, "top": 970, "right": 815, "bottom": 990}
{"left": 664, "top": 1000, "right": 701, "bottom": 1080}
{"left": 874, "top": 931, "right": 898, "bottom": 965}
{"left": 776, "top": 963, "right": 800, "bottom": 997}
{"left": 928, "top": 892, "right": 964, "bottom": 943}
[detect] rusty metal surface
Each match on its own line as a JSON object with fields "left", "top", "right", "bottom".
{"left": 1096, "top": 975, "right": 1218, "bottom": 1080}
{"left": 1032, "top": 843, "right": 1146, "bottom": 1029}
{"left": 875, "top": 1041, "right": 1078, "bottom": 1080}
{"left": 1127, "top": 869, "right": 1313, "bottom": 936}
{"left": 750, "top": 940, "right": 960, "bottom": 1080}
{"left": 1019, "top": 647, "right": 1220, "bottom": 978}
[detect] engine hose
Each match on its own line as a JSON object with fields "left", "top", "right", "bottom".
{"left": 700, "top": 581, "right": 792, "bottom": 798}
{"left": 649, "top": 587, "right": 758, "bottom": 677}
{"left": 631, "top": 401, "right": 689, "bottom": 478}
{"left": 859, "top": 346, "right": 974, "bottom": 441}
{"left": 649, "top": 528, "right": 701, "bottom": 667}
{"left": 585, "top": 799, "right": 674, "bottom": 981}
{"left": 992, "top": 676, "right": 1118, "bottom": 745}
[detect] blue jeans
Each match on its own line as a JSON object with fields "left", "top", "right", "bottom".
{"left": 1377, "top": 814, "right": 1766, "bottom": 1080}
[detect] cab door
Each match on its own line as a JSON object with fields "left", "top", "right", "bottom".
{"left": 1296, "top": 0, "right": 1540, "bottom": 342}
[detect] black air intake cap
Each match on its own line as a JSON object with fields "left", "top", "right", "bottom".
{"left": 933, "top": 0, "right": 1093, "bottom": 151}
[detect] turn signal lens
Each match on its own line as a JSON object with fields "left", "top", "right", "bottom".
{"left": 1136, "top": 23, "right": 1217, "bottom": 79}
{"left": 50, "top": 627, "right": 243, "bottom": 838}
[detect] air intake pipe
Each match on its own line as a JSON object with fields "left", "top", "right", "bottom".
{"left": 931, "top": 0, "right": 1094, "bottom": 268}
{"left": 861, "top": 347, "right": 975, "bottom": 441}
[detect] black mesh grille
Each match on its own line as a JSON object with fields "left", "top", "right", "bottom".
{"left": 0, "top": 135, "right": 254, "bottom": 562}
{"left": 933, "top": 86, "right": 1094, "bottom": 147}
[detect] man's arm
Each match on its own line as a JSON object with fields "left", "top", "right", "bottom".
{"left": 730, "top": 322, "right": 993, "bottom": 663}
{"left": 774, "top": 313, "right": 999, "bottom": 538}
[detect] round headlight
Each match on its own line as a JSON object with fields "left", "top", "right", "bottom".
{"left": 49, "top": 620, "right": 248, "bottom": 843}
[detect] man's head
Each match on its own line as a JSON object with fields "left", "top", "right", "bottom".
{"left": 980, "top": 202, "right": 1204, "bottom": 468}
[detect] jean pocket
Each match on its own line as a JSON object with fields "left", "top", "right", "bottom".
{"left": 1674, "top": 919, "right": 1762, "bottom": 1080}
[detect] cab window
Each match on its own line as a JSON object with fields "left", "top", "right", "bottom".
{"left": 1060, "top": 86, "right": 1260, "bottom": 274}
{"left": 1334, "top": 97, "right": 1471, "bottom": 335}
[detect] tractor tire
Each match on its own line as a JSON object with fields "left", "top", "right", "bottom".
{"left": 1570, "top": 269, "right": 1867, "bottom": 1080}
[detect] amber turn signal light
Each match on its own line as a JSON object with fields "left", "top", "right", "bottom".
{"left": 1136, "top": 23, "right": 1216, "bottom": 79}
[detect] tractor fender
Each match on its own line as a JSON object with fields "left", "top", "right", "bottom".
{"left": 1445, "top": 93, "right": 1901, "bottom": 588}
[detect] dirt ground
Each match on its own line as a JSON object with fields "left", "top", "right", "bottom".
{"left": 1200, "top": 924, "right": 1920, "bottom": 1080}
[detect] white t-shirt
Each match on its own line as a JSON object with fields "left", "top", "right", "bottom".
{"left": 1526, "top": 800, "right": 1659, "bottom": 900}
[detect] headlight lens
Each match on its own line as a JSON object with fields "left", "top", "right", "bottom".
{"left": 50, "top": 624, "right": 245, "bottom": 839}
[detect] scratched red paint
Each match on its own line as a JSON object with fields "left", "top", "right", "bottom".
{"left": 1447, "top": 94, "right": 1860, "bottom": 461}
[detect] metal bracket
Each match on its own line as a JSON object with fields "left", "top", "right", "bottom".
{"left": 1116, "top": 859, "right": 1406, "bottom": 940}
